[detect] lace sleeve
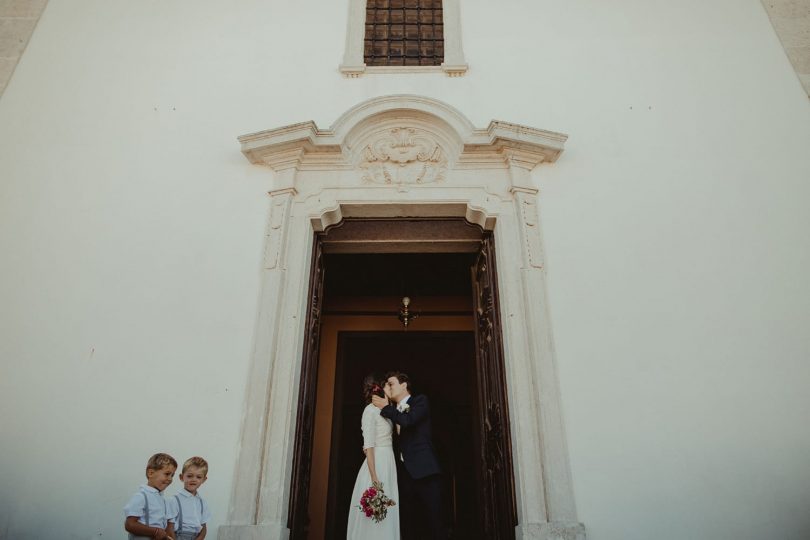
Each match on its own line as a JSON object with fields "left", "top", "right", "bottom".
{"left": 361, "top": 405, "right": 377, "bottom": 449}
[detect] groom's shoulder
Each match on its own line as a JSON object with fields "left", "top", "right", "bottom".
{"left": 411, "top": 393, "right": 429, "bottom": 405}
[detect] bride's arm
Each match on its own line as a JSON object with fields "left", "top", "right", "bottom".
{"left": 364, "top": 447, "right": 379, "bottom": 485}
{"left": 380, "top": 394, "right": 429, "bottom": 428}
{"left": 361, "top": 406, "right": 380, "bottom": 484}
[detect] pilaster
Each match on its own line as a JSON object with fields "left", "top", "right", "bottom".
{"left": 221, "top": 187, "right": 302, "bottom": 530}
{"left": 0, "top": 0, "right": 49, "bottom": 96}
{"left": 509, "top": 185, "right": 579, "bottom": 523}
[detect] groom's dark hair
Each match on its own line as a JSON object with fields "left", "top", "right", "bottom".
{"left": 385, "top": 371, "right": 411, "bottom": 393}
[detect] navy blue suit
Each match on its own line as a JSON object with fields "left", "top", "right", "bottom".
{"left": 381, "top": 394, "right": 444, "bottom": 539}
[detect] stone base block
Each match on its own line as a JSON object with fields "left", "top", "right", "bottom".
{"left": 217, "top": 523, "right": 288, "bottom": 540}
{"left": 517, "top": 521, "right": 587, "bottom": 540}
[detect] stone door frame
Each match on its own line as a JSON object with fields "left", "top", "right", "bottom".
{"left": 218, "top": 95, "right": 585, "bottom": 540}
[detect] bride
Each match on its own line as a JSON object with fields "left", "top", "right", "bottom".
{"left": 346, "top": 375, "right": 400, "bottom": 539}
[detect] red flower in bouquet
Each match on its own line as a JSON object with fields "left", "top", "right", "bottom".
{"left": 356, "top": 481, "right": 396, "bottom": 523}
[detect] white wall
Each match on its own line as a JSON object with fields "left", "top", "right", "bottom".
{"left": 1, "top": 1, "right": 809, "bottom": 539}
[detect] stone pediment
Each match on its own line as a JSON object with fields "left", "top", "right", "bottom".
{"left": 238, "top": 95, "right": 568, "bottom": 176}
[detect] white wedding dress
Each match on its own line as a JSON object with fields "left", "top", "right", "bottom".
{"left": 346, "top": 403, "right": 400, "bottom": 540}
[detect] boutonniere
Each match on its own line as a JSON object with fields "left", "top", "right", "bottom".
{"left": 401, "top": 403, "right": 410, "bottom": 413}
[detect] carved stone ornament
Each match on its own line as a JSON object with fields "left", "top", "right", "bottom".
{"left": 360, "top": 128, "right": 447, "bottom": 186}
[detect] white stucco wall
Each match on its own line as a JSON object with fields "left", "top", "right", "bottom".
{"left": 1, "top": 1, "right": 809, "bottom": 539}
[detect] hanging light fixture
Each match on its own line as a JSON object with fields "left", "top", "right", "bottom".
{"left": 398, "top": 296, "right": 418, "bottom": 329}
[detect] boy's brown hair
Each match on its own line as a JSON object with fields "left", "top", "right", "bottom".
{"left": 145, "top": 453, "right": 177, "bottom": 474}
{"left": 181, "top": 456, "right": 209, "bottom": 476}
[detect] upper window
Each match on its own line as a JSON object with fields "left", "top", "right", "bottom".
{"left": 341, "top": 0, "right": 467, "bottom": 77}
{"left": 364, "top": 0, "right": 444, "bottom": 67}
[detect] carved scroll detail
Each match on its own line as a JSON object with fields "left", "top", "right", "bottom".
{"left": 359, "top": 128, "right": 447, "bottom": 186}
{"left": 519, "top": 193, "right": 544, "bottom": 269}
{"left": 264, "top": 195, "right": 290, "bottom": 269}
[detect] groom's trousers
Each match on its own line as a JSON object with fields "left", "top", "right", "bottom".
{"left": 399, "top": 467, "right": 444, "bottom": 540}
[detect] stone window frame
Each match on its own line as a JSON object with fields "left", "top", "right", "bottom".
{"left": 340, "top": 0, "right": 468, "bottom": 77}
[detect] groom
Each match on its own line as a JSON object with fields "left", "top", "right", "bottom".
{"left": 372, "top": 371, "right": 444, "bottom": 540}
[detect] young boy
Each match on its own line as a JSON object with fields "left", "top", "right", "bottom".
{"left": 171, "top": 456, "right": 212, "bottom": 540}
{"left": 123, "top": 452, "right": 178, "bottom": 540}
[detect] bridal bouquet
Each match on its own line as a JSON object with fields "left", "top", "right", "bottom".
{"left": 357, "top": 481, "right": 396, "bottom": 523}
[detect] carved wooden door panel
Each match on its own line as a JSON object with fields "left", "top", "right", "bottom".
{"left": 288, "top": 235, "right": 326, "bottom": 540}
{"left": 471, "top": 233, "right": 517, "bottom": 539}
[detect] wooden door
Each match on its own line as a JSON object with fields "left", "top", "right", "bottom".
{"left": 471, "top": 232, "right": 518, "bottom": 539}
{"left": 287, "top": 235, "right": 326, "bottom": 539}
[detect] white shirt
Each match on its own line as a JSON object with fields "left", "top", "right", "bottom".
{"left": 169, "top": 489, "right": 211, "bottom": 534}
{"left": 123, "top": 485, "right": 175, "bottom": 528}
{"left": 397, "top": 394, "right": 411, "bottom": 412}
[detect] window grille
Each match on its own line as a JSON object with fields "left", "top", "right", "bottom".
{"left": 364, "top": 0, "right": 444, "bottom": 66}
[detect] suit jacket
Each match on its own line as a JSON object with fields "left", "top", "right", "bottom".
{"left": 380, "top": 393, "right": 441, "bottom": 480}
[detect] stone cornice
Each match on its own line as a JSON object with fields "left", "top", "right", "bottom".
{"left": 238, "top": 96, "right": 567, "bottom": 172}
{"left": 238, "top": 122, "right": 342, "bottom": 169}
{"left": 463, "top": 121, "right": 568, "bottom": 168}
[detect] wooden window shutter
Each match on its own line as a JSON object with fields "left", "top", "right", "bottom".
{"left": 364, "top": 0, "right": 444, "bottom": 66}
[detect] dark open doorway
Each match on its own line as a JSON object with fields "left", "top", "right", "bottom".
{"left": 326, "top": 331, "right": 480, "bottom": 540}
{"left": 288, "top": 220, "right": 517, "bottom": 540}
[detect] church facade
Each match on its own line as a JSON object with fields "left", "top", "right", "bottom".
{"left": 1, "top": 1, "right": 809, "bottom": 540}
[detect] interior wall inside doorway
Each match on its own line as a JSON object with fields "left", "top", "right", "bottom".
{"left": 331, "top": 331, "right": 480, "bottom": 540}
{"left": 308, "top": 310, "right": 474, "bottom": 540}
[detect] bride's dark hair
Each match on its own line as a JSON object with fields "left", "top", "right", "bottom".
{"left": 362, "top": 374, "right": 385, "bottom": 404}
